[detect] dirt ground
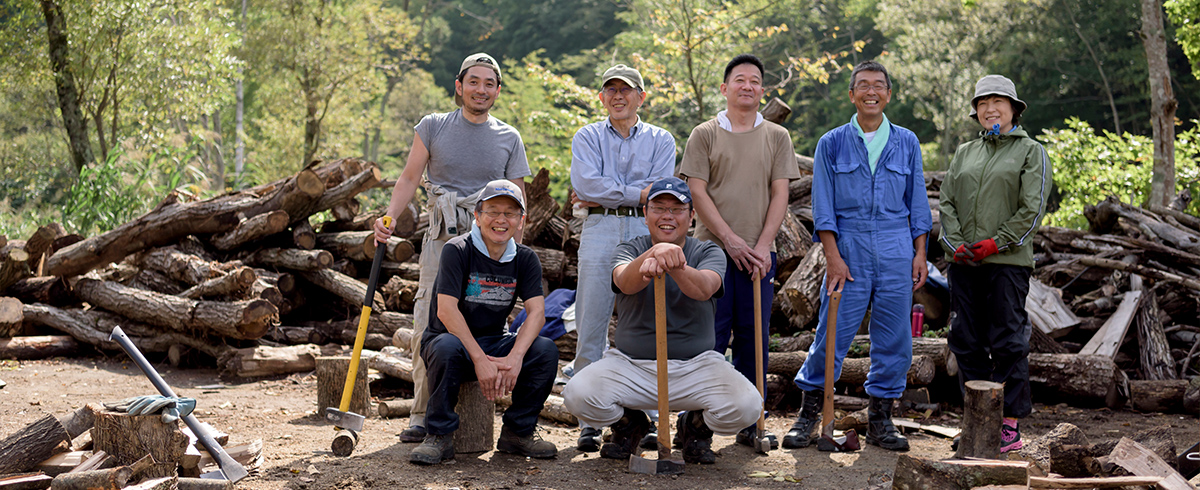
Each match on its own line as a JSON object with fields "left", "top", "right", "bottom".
{"left": 1, "top": 356, "right": 1197, "bottom": 490}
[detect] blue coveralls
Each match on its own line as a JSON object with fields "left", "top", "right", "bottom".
{"left": 793, "top": 121, "right": 933, "bottom": 399}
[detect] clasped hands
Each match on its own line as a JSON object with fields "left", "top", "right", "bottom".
{"left": 474, "top": 354, "right": 523, "bottom": 401}
{"left": 953, "top": 238, "right": 999, "bottom": 265}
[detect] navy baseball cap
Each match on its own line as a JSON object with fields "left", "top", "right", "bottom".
{"left": 647, "top": 177, "right": 691, "bottom": 204}
{"left": 478, "top": 179, "right": 525, "bottom": 211}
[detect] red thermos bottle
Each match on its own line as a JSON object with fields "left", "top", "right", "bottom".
{"left": 911, "top": 304, "right": 925, "bottom": 337}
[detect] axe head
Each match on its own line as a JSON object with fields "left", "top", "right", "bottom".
{"left": 816, "top": 428, "right": 861, "bottom": 452}
{"left": 628, "top": 453, "right": 684, "bottom": 475}
{"left": 752, "top": 431, "right": 775, "bottom": 454}
{"left": 325, "top": 407, "right": 365, "bottom": 432}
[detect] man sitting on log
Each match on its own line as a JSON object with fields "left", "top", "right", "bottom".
{"left": 410, "top": 180, "right": 559, "bottom": 465}
{"left": 562, "top": 177, "right": 762, "bottom": 465}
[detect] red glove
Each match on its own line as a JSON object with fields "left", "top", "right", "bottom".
{"left": 953, "top": 243, "right": 975, "bottom": 263}
{"left": 969, "top": 238, "right": 999, "bottom": 261}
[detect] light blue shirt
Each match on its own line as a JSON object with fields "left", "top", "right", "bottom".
{"left": 570, "top": 117, "right": 677, "bottom": 208}
{"left": 852, "top": 113, "right": 891, "bottom": 173}
{"left": 469, "top": 221, "right": 516, "bottom": 263}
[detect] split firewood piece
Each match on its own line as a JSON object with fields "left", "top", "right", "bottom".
{"left": 0, "top": 405, "right": 95, "bottom": 475}
{"left": 297, "top": 269, "right": 384, "bottom": 311}
{"left": 244, "top": 248, "right": 332, "bottom": 271}
{"left": 21, "top": 304, "right": 234, "bottom": 359}
{"left": 121, "top": 476, "right": 177, "bottom": 490}
{"left": 194, "top": 439, "right": 262, "bottom": 471}
{"left": 179, "top": 267, "right": 257, "bottom": 300}
{"left": 0, "top": 335, "right": 79, "bottom": 360}
{"left": 892, "top": 455, "right": 1030, "bottom": 489}
{"left": 209, "top": 210, "right": 289, "bottom": 251}
{"left": 34, "top": 450, "right": 87, "bottom": 477}
{"left": 1079, "top": 290, "right": 1142, "bottom": 358}
{"left": 0, "top": 473, "right": 53, "bottom": 490}
{"left": 133, "top": 246, "right": 224, "bottom": 286}
{"left": 1013, "top": 422, "right": 1090, "bottom": 476}
{"left": 23, "top": 223, "right": 66, "bottom": 276}
{"left": 1098, "top": 437, "right": 1192, "bottom": 490}
{"left": 48, "top": 453, "right": 150, "bottom": 490}
{"left": 73, "top": 278, "right": 276, "bottom": 340}
{"left": 68, "top": 450, "right": 116, "bottom": 473}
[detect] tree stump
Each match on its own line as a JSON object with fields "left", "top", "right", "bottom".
{"left": 0, "top": 297, "right": 23, "bottom": 337}
{"left": 316, "top": 356, "right": 370, "bottom": 419}
{"left": 453, "top": 381, "right": 495, "bottom": 454}
{"left": 91, "top": 410, "right": 187, "bottom": 479}
{"left": 955, "top": 380, "right": 1004, "bottom": 459}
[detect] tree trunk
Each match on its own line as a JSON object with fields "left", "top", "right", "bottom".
{"left": 21, "top": 304, "right": 235, "bottom": 359}
{"left": 955, "top": 380, "right": 1005, "bottom": 459}
{"left": 1142, "top": 0, "right": 1178, "bottom": 208}
{"left": 0, "top": 297, "right": 23, "bottom": 337}
{"left": 209, "top": 210, "right": 289, "bottom": 251}
{"left": 315, "top": 356, "right": 370, "bottom": 418}
{"left": 39, "top": 0, "right": 94, "bottom": 174}
{"left": 1029, "top": 353, "right": 1122, "bottom": 401}
{"left": 91, "top": 410, "right": 186, "bottom": 480}
{"left": 219, "top": 344, "right": 323, "bottom": 378}
{"left": 73, "top": 278, "right": 276, "bottom": 340}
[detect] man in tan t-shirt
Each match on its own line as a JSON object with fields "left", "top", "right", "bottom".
{"left": 679, "top": 53, "right": 800, "bottom": 450}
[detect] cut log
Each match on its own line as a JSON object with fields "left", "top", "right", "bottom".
{"left": 1185, "top": 376, "right": 1200, "bottom": 414}
{"left": 378, "top": 399, "right": 413, "bottom": 419}
{"left": 1050, "top": 444, "right": 1097, "bottom": 478}
{"left": 779, "top": 245, "right": 825, "bottom": 330}
{"left": 1100, "top": 437, "right": 1192, "bottom": 490}
{"left": 761, "top": 97, "right": 791, "bottom": 124}
{"left": 788, "top": 175, "right": 814, "bottom": 205}
{"left": 264, "top": 326, "right": 327, "bottom": 345}
{"left": 68, "top": 450, "right": 115, "bottom": 473}
{"left": 453, "top": 381, "right": 495, "bottom": 454}
{"left": 123, "top": 268, "right": 184, "bottom": 295}
{"left": 176, "top": 477, "right": 233, "bottom": 490}
{"left": 290, "top": 165, "right": 382, "bottom": 227}
{"left": 121, "top": 476, "right": 176, "bottom": 490}
{"left": 24, "top": 223, "right": 66, "bottom": 276}
{"left": 1078, "top": 256, "right": 1200, "bottom": 291}
{"left": 0, "top": 473, "right": 53, "bottom": 490}
{"left": 1015, "top": 423, "right": 1091, "bottom": 475}
{"left": 1079, "top": 290, "right": 1143, "bottom": 358}
{"left": 1028, "top": 353, "right": 1121, "bottom": 402}
{"left": 297, "top": 269, "right": 384, "bottom": 311}
{"left": 218, "top": 344, "right": 323, "bottom": 378}
{"left": 381, "top": 261, "right": 421, "bottom": 281}
{"left": 91, "top": 410, "right": 185, "bottom": 480}
{"left": 20, "top": 304, "right": 234, "bottom": 359}
{"left": 528, "top": 246, "right": 565, "bottom": 283}
{"left": 523, "top": 168, "right": 560, "bottom": 242}
{"left": 767, "top": 351, "right": 935, "bottom": 386}
{"left": 73, "top": 279, "right": 276, "bottom": 340}
{"left": 369, "top": 346, "right": 413, "bottom": 382}
{"left": 1129, "top": 379, "right": 1188, "bottom": 413}
{"left": 49, "top": 465, "right": 133, "bottom": 490}
{"left": 209, "top": 210, "right": 289, "bottom": 251}
{"left": 355, "top": 311, "right": 412, "bottom": 338}
{"left": 773, "top": 211, "right": 813, "bottom": 284}
{"left": 0, "top": 414, "right": 71, "bottom": 475}
{"left": 330, "top": 198, "right": 360, "bottom": 222}
{"left": 0, "top": 335, "right": 79, "bottom": 360}
{"left": 954, "top": 380, "right": 1004, "bottom": 460}
{"left": 892, "top": 455, "right": 1030, "bottom": 489}
{"left": 315, "top": 231, "right": 375, "bottom": 262}
{"left": 0, "top": 296, "right": 22, "bottom": 337}
{"left": 0, "top": 248, "right": 31, "bottom": 292}
{"left": 495, "top": 393, "right": 576, "bottom": 426}
{"left": 248, "top": 280, "right": 283, "bottom": 306}
{"left": 133, "top": 246, "right": 223, "bottom": 286}
{"left": 315, "top": 356, "right": 370, "bottom": 419}
{"left": 6, "top": 276, "right": 73, "bottom": 306}
{"left": 1135, "top": 287, "right": 1177, "bottom": 380}
{"left": 381, "top": 276, "right": 417, "bottom": 313}
{"left": 291, "top": 219, "right": 316, "bottom": 250}
{"left": 1029, "top": 476, "right": 1162, "bottom": 488}
{"left": 179, "top": 267, "right": 256, "bottom": 300}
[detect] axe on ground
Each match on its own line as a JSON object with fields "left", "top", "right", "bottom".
{"left": 109, "top": 326, "right": 249, "bottom": 483}
{"left": 629, "top": 275, "right": 684, "bottom": 475}
{"left": 814, "top": 291, "right": 860, "bottom": 452}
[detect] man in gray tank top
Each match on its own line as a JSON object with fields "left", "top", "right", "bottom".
{"left": 374, "top": 52, "right": 532, "bottom": 443}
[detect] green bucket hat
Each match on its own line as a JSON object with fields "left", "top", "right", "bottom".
{"left": 968, "top": 74, "right": 1027, "bottom": 120}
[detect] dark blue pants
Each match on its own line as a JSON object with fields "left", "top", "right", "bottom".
{"left": 713, "top": 252, "right": 776, "bottom": 416}
{"left": 947, "top": 264, "right": 1033, "bottom": 418}
{"left": 422, "top": 332, "right": 559, "bottom": 436}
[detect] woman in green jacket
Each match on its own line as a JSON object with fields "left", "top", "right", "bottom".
{"left": 939, "top": 75, "right": 1052, "bottom": 453}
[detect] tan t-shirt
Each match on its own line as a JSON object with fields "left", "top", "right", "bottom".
{"left": 679, "top": 118, "right": 800, "bottom": 251}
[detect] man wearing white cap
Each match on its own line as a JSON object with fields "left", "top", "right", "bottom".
{"left": 374, "top": 52, "right": 531, "bottom": 443}
{"left": 410, "top": 180, "right": 559, "bottom": 465}
{"left": 567, "top": 63, "right": 676, "bottom": 452}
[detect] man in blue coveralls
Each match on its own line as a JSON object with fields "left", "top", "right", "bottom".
{"left": 783, "top": 61, "right": 932, "bottom": 452}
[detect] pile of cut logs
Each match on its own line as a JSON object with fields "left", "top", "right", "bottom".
{"left": 0, "top": 403, "right": 261, "bottom": 489}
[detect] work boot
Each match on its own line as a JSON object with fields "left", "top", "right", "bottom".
{"left": 409, "top": 433, "right": 454, "bottom": 465}
{"left": 782, "top": 389, "right": 822, "bottom": 449}
{"left": 639, "top": 421, "right": 658, "bottom": 450}
{"left": 736, "top": 425, "right": 779, "bottom": 450}
{"left": 497, "top": 425, "right": 557, "bottom": 459}
{"left": 576, "top": 427, "right": 602, "bottom": 452}
{"left": 399, "top": 424, "right": 426, "bottom": 443}
{"left": 866, "top": 396, "right": 909, "bottom": 451}
{"left": 600, "top": 408, "right": 650, "bottom": 460}
{"left": 676, "top": 410, "right": 716, "bottom": 464}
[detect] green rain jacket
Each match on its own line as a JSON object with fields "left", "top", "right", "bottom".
{"left": 938, "top": 126, "right": 1052, "bottom": 268}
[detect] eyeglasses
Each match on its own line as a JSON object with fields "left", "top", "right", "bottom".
{"left": 647, "top": 205, "right": 689, "bottom": 215}
{"left": 854, "top": 83, "right": 889, "bottom": 93}
{"left": 603, "top": 86, "right": 637, "bottom": 96}
{"left": 481, "top": 211, "right": 522, "bottom": 219}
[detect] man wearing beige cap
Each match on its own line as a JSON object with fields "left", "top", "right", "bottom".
{"left": 567, "top": 63, "right": 676, "bottom": 452}
{"left": 374, "top": 52, "right": 531, "bottom": 444}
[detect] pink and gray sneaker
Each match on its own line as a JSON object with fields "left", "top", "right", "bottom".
{"left": 1000, "top": 418, "right": 1022, "bottom": 453}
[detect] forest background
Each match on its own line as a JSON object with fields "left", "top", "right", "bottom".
{"left": 4, "top": 0, "right": 1200, "bottom": 238}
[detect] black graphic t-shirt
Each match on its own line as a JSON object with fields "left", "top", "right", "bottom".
{"left": 424, "top": 234, "right": 543, "bottom": 342}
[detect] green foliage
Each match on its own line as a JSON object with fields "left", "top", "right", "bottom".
{"left": 1167, "top": 0, "right": 1200, "bottom": 80}
{"left": 490, "top": 53, "right": 603, "bottom": 201}
{"left": 1041, "top": 118, "right": 1200, "bottom": 228}
{"left": 62, "top": 143, "right": 204, "bottom": 236}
